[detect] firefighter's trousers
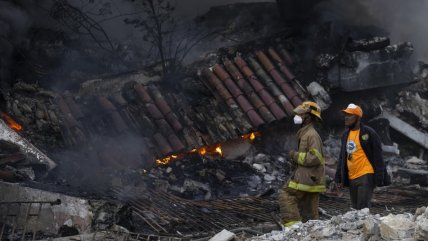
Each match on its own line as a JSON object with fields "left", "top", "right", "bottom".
{"left": 278, "top": 185, "right": 320, "bottom": 225}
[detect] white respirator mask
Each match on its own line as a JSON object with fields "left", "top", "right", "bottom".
{"left": 293, "top": 115, "right": 303, "bottom": 125}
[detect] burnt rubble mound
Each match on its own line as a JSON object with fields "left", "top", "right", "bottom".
{"left": 248, "top": 206, "right": 428, "bottom": 241}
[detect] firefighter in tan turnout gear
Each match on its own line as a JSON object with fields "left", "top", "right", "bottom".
{"left": 279, "top": 101, "right": 325, "bottom": 227}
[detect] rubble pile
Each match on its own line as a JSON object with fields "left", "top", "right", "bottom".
{"left": 395, "top": 61, "right": 428, "bottom": 131}
{"left": 318, "top": 38, "right": 414, "bottom": 92}
{"left": 1, "top": 1, "right": 428, "bottom": 240}
{"left": 0, "top": 181, "right": 130, "bottom": 241}
{"left": 5, "top": 82, "right": 60, "bottom": 148}
{"left": 395, "top": 157, "right": 428, "bottom": 186}
{"left": 145, "top": 151, "right": 290, "bottom": 200}
{"left": 248, "top": 207, "right": 428, "bottom": 241}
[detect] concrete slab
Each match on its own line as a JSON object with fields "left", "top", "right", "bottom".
{"left": 0, "top": 182, "right": 94, "bottom": 235}
{"left": 382, "top": 112, "right": 428, "bottom": 150}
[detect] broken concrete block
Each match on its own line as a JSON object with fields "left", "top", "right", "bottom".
{"left": 382, "top": 112, "right": 428, "bottom": 151}
{"left": 396, "top": 91, "right": 428, "bottom": 129}
{"left": 263, "top": 174, "right": 276, "bottom": 182}
{"left": 306, "top": 82, "right": 332, "bottom": 110}
{"left": 363, "top": 216, "right": 380, "bottom": 238}
{"left": 396, "top": 168, "right": 428, "bottom": 186}
{"left": 340, "top": 220, "right": 364, "bottom": 231}
{"left": 254, "top": 153, "right": 269, "bottom": 163}
{"left": 0, "top": 119, "right": 57, "bottom": 171}
{"left": 248, "top": 175, "right": 262, "bottom": 189}
{"left": 382, "top": 143, "right": 400, "bottom": 155}
{"left": 347, "top": 37, "right": 390, "bottom": 52}
{"left": 183, "top": 179, "right": 212, "bottom": 200}
{"left": 340, "top": 233, "right": 365, "bottom": 241}
{"left": 316, "top": 53, "right": 337, "bottom": 70}
{"left": 380, "top": 214, "right": 415, "bottom": 240}
{"left": 252, "top": 163, "right": 266, "bottom": 173}
{"left": 0, "top": 181, "right": 93, "bottom": 234}
{"left": 209, "top": 229, "right": 236, "bottom": 241}
{"left": 216, "top": 169, "right": 226, "bottom": 182}
{"left": 314, "top": 226, "right": 336, "bottom": 238}
{"left": 415, "top": 207, "right": 427, "bottom": 218}
{"left": 406, "top": 157, "right": 427, "bottom": 165}
{"left": 415, "top": 218, "right": 428, "bottom": 240}
{"left": 328, "top": 42, "right": 414, "bottom": 91}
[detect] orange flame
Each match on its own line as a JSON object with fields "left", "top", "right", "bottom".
{"left": 241, "top": 131, "right": 260, "bottom": 141}
{"left": 156, "top": 143, "right": 223, "bottom": 165}
{"left": 0, "top": 112, "right": 23, "bottom": 131}
{"left": 155, "top": 131, "right": 260, "bottom": 166}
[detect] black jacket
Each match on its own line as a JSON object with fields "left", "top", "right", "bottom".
{"left": 335, "top": 124, "right": 390, "bottom": 187}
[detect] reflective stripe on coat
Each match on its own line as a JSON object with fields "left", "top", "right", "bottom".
{"left": 288, "top": 123, "right": 326, "bottom": 192}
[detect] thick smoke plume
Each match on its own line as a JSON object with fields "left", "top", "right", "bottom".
{"left": 0, "top": 1, "right": 32, "bottom": 91}
{"left": 317, "top": 0, "right": 428, "bottom": 61}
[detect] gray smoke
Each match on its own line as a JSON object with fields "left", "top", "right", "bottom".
{"left": 0, "top": 1, "right": 32, "bottom": 90}
{"left": 317, "top": 0, "right": 428, "bottom": 61}
{"left": 175, "top": 0, "right": 274, "bottom": 19}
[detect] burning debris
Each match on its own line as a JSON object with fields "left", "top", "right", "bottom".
{"left": 1, "top": 0, "right": 428, "bottom": 240}
{"left": 0, "top": 114, "right": 57, "bottom": 182}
